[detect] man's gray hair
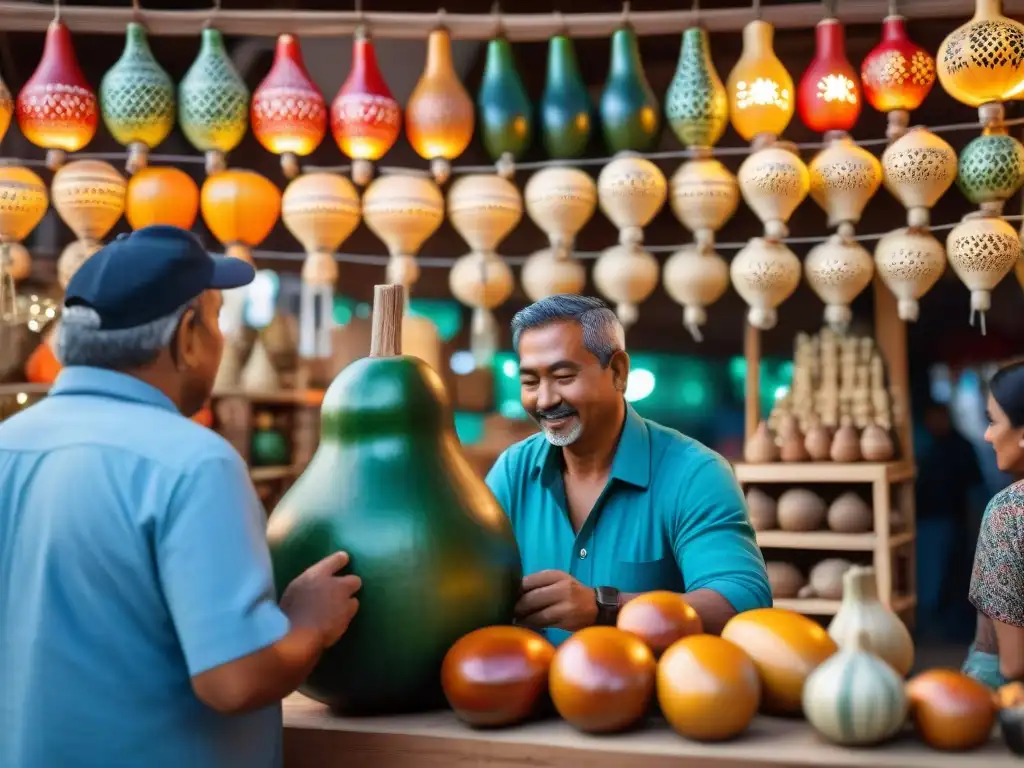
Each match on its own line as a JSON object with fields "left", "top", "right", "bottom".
{"left": 56, "top": 304, "right": 190, "bottom": 370}
{"left": 511, "top": 294, "right": 625, "bottom": 367}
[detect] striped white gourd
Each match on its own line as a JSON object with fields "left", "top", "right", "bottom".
{"left": 802, "top": 631, "right": 908, "bottom": 746}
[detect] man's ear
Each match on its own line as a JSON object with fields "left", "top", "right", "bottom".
{"left": 174, "top": 307, "right": 200, "bottom": 371}
{"left": 609, "top": 350, "right": 630, "bottom": 393}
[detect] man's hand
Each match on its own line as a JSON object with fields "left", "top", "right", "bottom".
{"left": 280, "top": 551, "right": 362, "bottom": 649}
{"left": 515, "top": 570, "right": 598, "bottom": 631}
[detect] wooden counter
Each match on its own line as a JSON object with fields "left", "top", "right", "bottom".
{"left": 283, "top": 694, "right": 1015, "bottom": 768}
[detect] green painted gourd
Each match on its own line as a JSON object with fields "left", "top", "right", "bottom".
{"left": 956, "top": 132, "right": 1024, "bottom": 211}
{"left": 600, "top": 26, "right": 661, "bottom": 154}
{"left": 665, "top": 27, "right": 729, "bottom": 150}
{"left": 267, "top": 284, "right": 522, "bottom": 715}
{"left": 540, "top": 35, "right": 592, "bottom": 159}
{"left": 477, "top": 36, "right": 532, "bottom": 165}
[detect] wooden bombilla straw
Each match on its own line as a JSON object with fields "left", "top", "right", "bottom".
{"left": 369, "top": 283, "right": 406, "bottom": 358}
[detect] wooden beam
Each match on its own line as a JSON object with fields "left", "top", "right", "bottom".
{"left": 0, "top": 0, "right": 1011, "bottom": 39}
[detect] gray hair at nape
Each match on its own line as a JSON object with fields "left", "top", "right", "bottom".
{"left": 56, "top": 303, "right": 190, "bottom": 370}
{"left": 510, "top": 294, "right": 626, "bottom": 368}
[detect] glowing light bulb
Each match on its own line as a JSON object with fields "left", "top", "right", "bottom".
{"left": 726, "top": 20, "right": 794, "bottom": 144}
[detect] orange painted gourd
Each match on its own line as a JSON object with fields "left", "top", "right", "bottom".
{"left": 200, "top": 169, "right": 281, "bottom": 263}
{"left": 617, "top": 591, "right": 703, "bottom": 657}
{"left": 548, "top": 626, "right": 655, "bottom": 734}
{"left": 126, "top": 166, "right": 200, "bottom": 231}
{"left": 441, "top": 626, "right": 555, "bottom": 728}
{"left": 657, "top": 634, "right": 761, "bottom": 741}
{"left": 906, "top": 669, "right": 995, "bottom": 751}
{"left": 720, "top": 607, "right": 838, "bottom": 715}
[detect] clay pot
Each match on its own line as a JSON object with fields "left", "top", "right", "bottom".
{"left": 906, "top": 669, "right": 996, "bottom": 751}
{"left": 441, "top": 626, "right": 555, "bottom": 728}
{"left": 721, "top": 608, "right": 838, "bottom": 715}
{"left": 805, "top": 424, "right": 833, "bottom": 461}
{"left": 744, "top": 421, "right": 779, "bottom": 463}
{"left": 777, "top": 489, "right": 827, "bottom": 532}
{"left": 657, "top": 635, "right": 761, "bottom": 741}
{"left": 767, "top": 562, "right": 806, "bottom": 599}
{"left": 831, "top": 421, "right": 862, "bottom": 462}
{"left": 617, "top": 591, "right": 703, "bottom": 657}
{"left": 861, "top": 423, "right": 895, "bottom": 461}
{"left": 549, "top": 626, "right": 655, "bottom": 733}
{"left": 827, "top": 492, "right": 872, "bottom": 534}
{"left": 746, "top": 488, "right": 777, "bottom": 531}
{"left": 799, "top": 558, "right": 854, "bottom": 600}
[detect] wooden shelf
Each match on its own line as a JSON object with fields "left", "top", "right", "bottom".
{"left": 250, "top": 465, "right": 303, "bottom": 482}
{"left": 733, "top": 461, "right": 915, "bottom": 484}
{"left": 212, "top": 388, "right": 325, "bottom": 406}
{"left": 0, "top": 382, "right": 51, "bottom": 397}
{"left": 774, "top": 594, "right": 917, "bottom": 616}
{"left": 755, "top": 530, "right": 914, "bottom": 551}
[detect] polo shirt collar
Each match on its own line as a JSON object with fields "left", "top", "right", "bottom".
{"left": 49, "top": 366, "right": 180, "bottom": 414}
{"left": 532, "top": 402, "right": 651, "bottom": 489}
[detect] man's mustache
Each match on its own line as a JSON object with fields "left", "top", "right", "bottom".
{"left": 535, "top": 403, "right": 578, "bottom": 421}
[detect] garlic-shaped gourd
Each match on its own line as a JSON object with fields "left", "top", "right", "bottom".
{"left": 828, "top": 566, "right": 914, "bottom": 677}
{"left": 874, "top": 227, "right": 945, "bottom": 322}
{"left": 802, "top": 631, "right": 908, "bottom": 746}
{"left": 595, "top": 155, "right": 667, "bottom": 327}
{"left": 669, "top": 154, "right": 739, "bottom": 250}
{"left": 946, "top": 214, "right": 1020, "bottom": 333}
{"left": 808, "top": 135, "right": 882, "bottom": 237}
{"left": 730, "top": 237, "right": 802, "bottom": 330}
{"left": 663, "top": 245, "right": 729, "bottom": 342}
{"left": 738, "top": 141, "right": 810, "bottom": 240}
{"left": 448, "top": 174, "right": 521, "bottom": 367}
{"left": 881, "top": 127, "right": 957, "bottom": 229}
{"left": 804, "top": 234, "right": 874, "bottom": 332}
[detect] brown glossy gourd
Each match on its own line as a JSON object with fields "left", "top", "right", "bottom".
{"left": 720, "top": 608, "right": 838, "bottom": 715}
{"left": 441, "top": 626, "right": 555, "bottom": 728}
{"left": 549, "top": 626, "right": 656, "bottom": 733}
{"left": 906, "top": 669, "right": 996, "bottom": 751}
{"left": 616, "top": 591, "right": 703, "bottom": 657}
{"left": 658, "top": 635, "right": 761, "bottom": 741}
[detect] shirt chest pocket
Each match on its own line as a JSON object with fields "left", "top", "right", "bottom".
{"left": 616, "top": 556, "right": 684, "bottom": 593}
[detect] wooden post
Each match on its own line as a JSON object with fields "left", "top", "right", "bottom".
{"left": 369, "top": 284, "right": 405, "bottom": 359}
{"left": 744, "top": 323, "right": 762, "bottom": 442}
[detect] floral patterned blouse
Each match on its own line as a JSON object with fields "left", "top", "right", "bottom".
{"left": 965, "top": 480, "right": 1024, "bottom": 688}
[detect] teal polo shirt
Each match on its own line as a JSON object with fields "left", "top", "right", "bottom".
{"left": 486, "top": 404, "right": 771, "bottom": 645}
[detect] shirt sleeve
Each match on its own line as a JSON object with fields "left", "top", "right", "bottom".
{"left": 671, "top": 454, "right": 772, "bottom": 614}
{"left": 485, "top": 449, "right": 514, "bottom": 520}
{"left": 969, "top": 491, "right": 1024, "bottom": 628}
{"left": 156, "top": 455, "right": 290, "bottom": 676}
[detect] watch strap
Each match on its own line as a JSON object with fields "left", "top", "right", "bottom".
{"left": 594, "top": 586, "right": 620, "bottom": 626}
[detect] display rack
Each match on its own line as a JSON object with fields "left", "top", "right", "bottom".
{"left": 741, "top": 279, "right": 918, "bottom": 622}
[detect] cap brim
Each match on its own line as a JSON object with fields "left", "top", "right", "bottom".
{"left": 208, "top": 255, "right": 257, "bottom": 290}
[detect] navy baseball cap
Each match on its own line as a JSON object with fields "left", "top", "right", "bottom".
{"left": 64, "top": 225, "right": 256, "bottom": 331}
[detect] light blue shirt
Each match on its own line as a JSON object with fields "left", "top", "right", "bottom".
{"left": 486, "top": 404, "right": 771, "bottom": 645}
{"left": 0, "top": 367, "right": 290, "bottom": 768}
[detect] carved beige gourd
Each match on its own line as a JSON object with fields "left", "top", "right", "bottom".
{"left": 595, "top": 155, "right": 666, "bottom": 327}
{"left": 521, "top": 249, "right": 587, "bottom": 303}
{"left": 946, "top": 214, "right": 1020, "bottom": 334}
{"left": 808, "top": 136, "right": 882, "bottom": 236}
{"left": 51, "top": 160, "right": 127, "bottom": 287}
{"left": 730, "top": 237, "right": 801, "bottom": 330}
{"left": 828, "top": 565, "right": 914, "bottom": 677}
{"left": 448, "top": 174, "right": 522, "bottom": 366}
{"left": 804, "top": 235, "right": 875, "bottom": 333}
{"left": 738, "top": 141, "right": 809, "bottom": 241}
{"left": 663, "top": 245, "right": 729, "bottom": 342}
{"left": 881, "top": 127, "right": 957, "bottom": 230}
{"left": 874, "top": 228, "right": 946, "bottom": 322}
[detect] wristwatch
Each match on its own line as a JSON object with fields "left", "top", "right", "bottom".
{"left": 594, "top": 586, "right": 620, "bottom": 626}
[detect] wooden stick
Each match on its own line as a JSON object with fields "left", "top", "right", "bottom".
{"left": 369, "top": 284, "right": 405, "bottom": 359}
{"left": 0, "top": 0, "right": 1001, "bottom": 38}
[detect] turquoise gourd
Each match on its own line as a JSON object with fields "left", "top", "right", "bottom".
{"left": 477, "top": 36, "right": 532, "bottom": 162}
{"left": 267, "top": 285, "right": 522, "bottom": 714}
{"left": 600, "top": 26, "right": 661, "bottom": 154}
{"left": 540, "top": 35, "right": 592, "bottom": 159}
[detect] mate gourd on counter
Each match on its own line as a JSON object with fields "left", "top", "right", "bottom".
{"left": 267, "top": 284, "right": 522, "bottom": 714}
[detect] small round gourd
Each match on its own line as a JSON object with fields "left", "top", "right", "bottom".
{"left": 874, "top": 228, "right": 946, "bottom": 322}
{"left": 907, "top": 669, "right": 996, "bottom": 751}
{"left": 520, "top": 248, "right": 586, "bottom": 302}
{"left": 746, "top": 487, "right": 777, "bottom": 531}
{"left": 808, "top": 135, "right": 882, "bottom": 232}
{"left": 946, "top": 215, "right": 1020, "bottom": 333}
{"left": 729, "top": 237, "right": 801, "bottom": 330}
{"left": 738, "top": 142, "right": 809, "bottom": 240}
{"left": 956, "top": 132, "right": 1024, "bottom": 214}
{"left": 767, "top": 562, "right": 806, "bottom": 599}
{"left": 804, "top": 235, "right": 875, "bottom": 333}
{"left": 668, "top": 156, "right": 739, "bottom": 247}
{"left": 596, "top": 155, "right": 667, "bottom": 247}
{"left": 524, "top": 166, "right": 597, "bottom": 256}
{"left": 777, "top": 488, "right": 826, "bottom": 532}
{"left": 881, "top": 126, "right": 957, "bottom": 229}
{"left": 662, "top": 244, "right": 730, "bottom": 341}
{"left": 593, "top": 244, "right": 660, "bottom": 329}
{"left": 616, "top": 591, "right": 702, "bottom": 656}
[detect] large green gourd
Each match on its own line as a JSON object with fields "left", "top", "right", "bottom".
{"left": 267, "top": 285, "right": 522, "bottom": 715}
{"left": 477, "top": 36, "right": 532, "bottom": 163}
{"left": 665, "top": 27, "right": 729, "bottom": 149}
{"left": 540, "top": 35, "right": 592, "bottom": 159}
{"left": 599, "top": 26, "right": 661, "bottom": 154}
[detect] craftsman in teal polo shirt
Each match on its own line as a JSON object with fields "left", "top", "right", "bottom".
{"left": 486, "top": 295, "right": 771, "bottom": 646}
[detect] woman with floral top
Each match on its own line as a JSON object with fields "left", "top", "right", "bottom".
{"left": 963, "top": 361, "right": 1024, "bottom": 689}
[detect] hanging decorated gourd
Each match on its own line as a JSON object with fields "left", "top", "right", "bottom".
{"left": 809, "top": 135, "right": 882, "bottom": 237}
{"left": 200, "top": 170, "right": 281, "bottom": 264}
{"left": 477, "top": 34, "right": 531, "bottom": 176}
{"left": 796, "top": 15, "right": 861, "bottom": 135}
{"left": 860, "top": 13, "right": 935, "bottom": 140}
{"left": 99, "top": 22, "right": 175, "bottom": 175}
{"left": 600, "top": 26, "right": 661, "bottom": 154}
{"left": 956, "top": 127, "right": 1024, "bottom": 216}
{"left": 730, "top": 237, "right": 802, "bottom": 331}
{"left": 804, "top": 235, "right": 875, "bottom": 332}
{"left": 726, "top": 19, "right": 794, "bottom": 147}
{"left": 0, "top": 166, "right": 48, "bottom": 284}
{"left": 16, "top": 19, "right": 98, "bottom": 170}
{"left": 594, "top": 155, "right": 666, "bottom": 327}
{"left": 0, "top": 70, "right": 12, "bottom": 145}
{"left": 874, "top": 228, "right": 946, "bottom": 322}
{"left": 51, "top": 160, "right": 126, "bottom": 287}
{"left": 540, "top": 34, "right": 592, "bottom": 159}
{"left": 448, "top": 175, "right": 521, "bottom": 366}
{"left": 881, "top": 126, "right": 957, "bottom": 229}
{"left": 282, "top": 173, "right": 361, "bottom": 359}
{"left": 251, "top": 34, "right": 327, "bottom": 179}
{"left": 406, "top": 28, "right": 474, "bottom": 184}
{"left": 521, "top": 167, "right": 597, "bottom": 301}
{"left": 125, "top": 166, "right": 200, "bottom": 230}
{"left": 937, "top": 0, "right": 1024, "bottom": 118}
{"left": 664, "top": 156, "right": 738, "bottom": 340}
{"left": 179, "top": 28, "right": 250, "bottom": 175}
{"left": 665, "top": 26, "right": 728, "bottom": 151}
{"left": 738, "top": 141, "right": 810, "bottom": 240}
{"left": 945, "top": 214, "right": 1020, "bottom": 334}
{"left": 331, "top": 27, "right": 401, "bottom": 186}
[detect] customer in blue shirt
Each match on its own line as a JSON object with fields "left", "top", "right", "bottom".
{"left": 0, "top": 226, "right": 361, "bottom": 768}
{"left": 486, "top": 295, "right": 771, "bottom": 645}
